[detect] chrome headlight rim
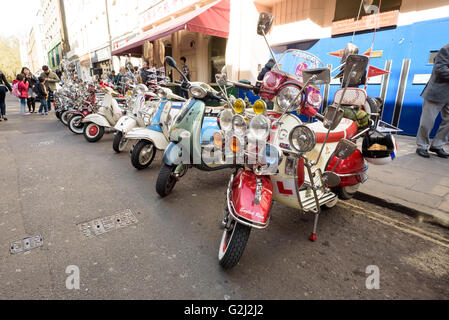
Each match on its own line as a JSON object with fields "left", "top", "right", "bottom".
{"left": 288, "top": 125, "right": 317, "bottom": 153}
{"left": 219, "top": 109, "right": 234, "bottom": 131}
{"left": 189, "top": 85, "right": 207, "bottom": 99}
{"left": 249, "top": 114, "right": 271, "bottom": 140}
{"left": 232, "top": 114, "right": 247, "bottom": 136}
{"left": 276, "top": 85, "right": 303, "bottom": 112}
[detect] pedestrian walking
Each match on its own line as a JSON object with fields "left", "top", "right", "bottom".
{"left": 179, "top": 56, "right": 190, "bottom": 99}
{"left": 12, "top": 74, "right": 30, "bottom": 115}
{"left": 40, "top": 65, "right": 60, "bottom": 112}
{"left": 0, "top": 69, "right": 12, "bottom": 121}
{"left": 416, "top": 43, "right": 449, "bottom": 158}
{"left": 21, "top": 67, "right": 38, "bottom": 113}
{"left": 36, "top": 76, "right": 49, "bottom": 115}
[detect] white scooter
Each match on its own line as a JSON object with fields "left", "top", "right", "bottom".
{"left": 82, "top": 86, "right": 125, "bottom": 143}
{"left": 125, "top": 87, "right": 186, "bottom": 170}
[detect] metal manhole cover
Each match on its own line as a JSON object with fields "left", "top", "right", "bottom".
{"left": 78, "top": 209, "right": 138, "bottom": 239}
{"left": 10, "top": 235, "right": 43, "bottom": 255}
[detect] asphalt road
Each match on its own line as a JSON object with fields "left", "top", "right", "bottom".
{"left": 1, "top": 94, "right": 448, "bottom": 300}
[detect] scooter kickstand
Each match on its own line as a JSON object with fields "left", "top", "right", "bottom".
{"left": 309, "top": 211, "right": 320, "bottom": 242}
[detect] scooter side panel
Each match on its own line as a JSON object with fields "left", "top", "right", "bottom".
{"left": 327, "top": 149, "right": 366, "bottom": 187}
{"left": 230, "top": 170, "right": 273, "bottom": 226}
{"left": 82, "top": 114, "right": 111, "bottom": 128}
{"left": 163, "top": 142, "right": 183, "bottom": 166}
{"left": 125, "top": 128, "right": 168, "bottom": 150}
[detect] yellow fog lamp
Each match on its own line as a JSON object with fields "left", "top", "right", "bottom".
{"left": 233, "top": 98, "right": 246, "bottom": 114}
{"left": 253, "top": 99, "right": 267, "bottom": 115}
{"left": 213, "top": 131, "right": 224, "bottom": 148}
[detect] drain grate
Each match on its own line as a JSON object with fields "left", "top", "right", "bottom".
{"left": 78, "top": 209, "right": 138, "bottom": 239}
{"left": 10, "top": 235, "right": 43, "bottom": 255}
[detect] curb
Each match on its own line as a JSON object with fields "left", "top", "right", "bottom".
{"left": 354, "top": 192, "right": 449, "bottom": 229}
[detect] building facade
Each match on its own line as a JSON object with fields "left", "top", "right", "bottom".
{"left": 41, "top": 0, "right": 64, "bottom": 70}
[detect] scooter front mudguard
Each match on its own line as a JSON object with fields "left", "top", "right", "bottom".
{"left": 82, "top": 114, "right": 111, "bottom": 128}
{"left": 125, "top": 128, "right": 169, "bottom": 150}
{"left": 114, "top": 116, "right": 137, "bottom": 134}
{"left": 326, "top": 149, "right": 368, "bottom": 187}
{"left": 163, "top": 142, "right": 183, "bottom": 167}
{"left": 228, "top": 170, "right": 273, "bottom": 229}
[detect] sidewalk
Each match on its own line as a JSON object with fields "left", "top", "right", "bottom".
{"left": 358, "top": 134, "right": 449, "bottom": 228}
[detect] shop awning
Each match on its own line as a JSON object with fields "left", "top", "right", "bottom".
{"left": 112, "top": 0, "right": 230, "bottom": 56}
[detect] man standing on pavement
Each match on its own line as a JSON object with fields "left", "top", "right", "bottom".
{"left": 179, "top": 57, "right": 190, "bottom": 99}
{"left": 417, "top": 43, "right": 449, "bottom": 158}
{"left": 140, "top": 60, "right": 151, "bottom": 85}
{"left": 40, "top": 65, "right": 60, "bottom": 112}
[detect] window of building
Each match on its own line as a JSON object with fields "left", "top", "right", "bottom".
{"left": 429, "top": 51, "right": 439, "bottom": 64}
{"left": 333, "top": 0, "right": 402, "bottom": 22}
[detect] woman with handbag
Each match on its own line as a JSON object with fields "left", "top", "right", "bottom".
{"left": 22, "top": 67, "right": 38, "bottom": 113}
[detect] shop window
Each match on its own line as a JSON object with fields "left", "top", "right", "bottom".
{"left": 333, "top": 0, "right": 402, "bottom": 22}
{"left": 428, "top": 51, "right": 438, "bottom": 64}
{"left": 209, "top": 37, "right": 227, "bottom": 83}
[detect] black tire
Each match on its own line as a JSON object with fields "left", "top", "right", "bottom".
{"left": 60, "top": 111, "right": 69, "bottom": 126}
{"left": 131, "top": 140, "right": 156, "bottom": 169}
{"left": 365, "top": 97, "right": 379, "bottom": 122}
{"left": 156, "top": 164, "right": 177, "bottom": 197}
{"left": 55, "top": 110, "right": 61, "bottom": 119}
{"left": 83, "top": 123, "right": 105, "bottom": 143}
{"left": 335, "top": 184, "right": 360, "bottom": 200}
{"left": 68, "top": 115, "right": 84, "bottom": 134}
{"left": 113, "top": 132, "right": 130, "bottom": 153}
{"left": 218, "top": 219, "right": 252, "bottom": 270}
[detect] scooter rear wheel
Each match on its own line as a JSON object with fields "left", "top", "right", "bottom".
{"left": 113, "top": 132, "right": 130, "bottom": 153}
{"left": 218, "top": 216, "right": 251, "bottom": 270}
{"left": 60, "top": 111, "right": 69, "bottom": 126}
{"left": 68, "top": 115, "right": 84, "bottom": 134}
{"left": 335, "top": 184, "right": 360, "bottom": 200}
{"left": 156, "top": 164, "right": 177, "bottom": 197}
{"left": 131, "top": 140, "right": 155, "bottom": 169}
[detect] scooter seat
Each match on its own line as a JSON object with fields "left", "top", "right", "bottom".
{"left": 306, "top": 118, "right": 358, "bottom": 144}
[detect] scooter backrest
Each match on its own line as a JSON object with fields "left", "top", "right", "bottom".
{"left": 102, "top": 94, "right": 112, "bottom": 108}
{"left": 334, "top": 88, "right": 367, "bottom": 106}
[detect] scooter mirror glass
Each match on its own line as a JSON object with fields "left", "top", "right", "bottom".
{"left": 216, "top": 74, "right": 227, "bottom": 87}
{"left": 342, "top": 54, "right": 369, "bottom": 86}
{"left": 323, "top": 105, "right": 345, "bottom": 130}
{"left": 322, "top": 171, "right": 341, "bottom": 187}
{"left": 165, "top": 56, "right": 177, "bottom": 69}
{"left": 257, "top": 12, "right": 274, "bottom": 36}
{"left": 302, "top": 68, "right": 331, "bottom": 85}
{"left": 334, "top": 139, "right": 357, "bottom": 160}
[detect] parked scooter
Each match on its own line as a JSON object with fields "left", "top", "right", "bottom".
{"left": 81, "top": 86, "right": 126, "bottom": 143}
{"left": 155, "top": 56, "right": 229, "bottom": 197}
{"left": 67, "top": 83, "right": 98, "bottom": 134}
{"left": 125, "top": 86, "right": 186, "bottom": 169}
{"left": 215, "top": 12, "right": 400, "bottom": 269}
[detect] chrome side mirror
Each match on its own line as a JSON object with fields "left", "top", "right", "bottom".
{"left": 322, "top": 171, "right": 341, "bottom": 188}
{"left": 334, "top": 139, "right": 357, "bottom": 160}
{"left": 165, "top": 56, "right": 177, "bottom": 68}
{"left": 342, "top": 54, "right": 369, "bottom": 86}
{"left": 302, "top": 68, "right": 331, "bottom": 85}
{"left": 216, "top": 73, "right": 227, "bottom": 87}
{"left": 323, "top": 105, "right": 344, "bottom": 130}
{"left": 257, "top": 12, "right": 274, "bottom": 36}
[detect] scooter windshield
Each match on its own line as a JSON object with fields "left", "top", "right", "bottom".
{"left": 273, "top": 49, "right": 324, "bottom": 83}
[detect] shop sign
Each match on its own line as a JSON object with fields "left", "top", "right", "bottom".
{"left": 113, "top": 33, "right": 138, "bottom": 51}
{"left": 332, "top": 10, "right": 399, "bottom": 36}
{"left": 140, "top": 0, "right": 200, "bottom": 29}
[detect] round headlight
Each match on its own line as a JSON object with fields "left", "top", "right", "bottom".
{"left": 289, "top": 125, "right": 317, "bottom": 153}
{"left": 233, "top": 98, "right": 245, "bottom": 114}
{"left": 219, "top": 109, "right": 233, "bottom": 131}
{"left": 253, "top": 99, "right": 266, "bottom": 115}
{"left": 249, "top": 115, "right": 271, "bottom": 140}
{"left": 276, "top": 86, "right": 302, "bottom": 112}
{"left": 260, "top": 144, "right": 281, "bottom": 167}
{"left": 189, "top": 86, "right": 207, "bottom": 99}
{"left": 213, "top": 131, "right": 224, "bottom": 148}
{"left": 232, "top": 115, "right": 247, "bottom": 136}
{"left": 157, "top": 88, "right": 167, "bottom": 99}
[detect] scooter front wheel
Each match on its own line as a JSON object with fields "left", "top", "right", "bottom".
{"left": 131, "top": 140, "right": 156, "bottom": 169}
{"left": 113, "top": 132, "right": 130, "bottom": 153}
{"left": 83, "top": 123, "right": 105, "bottom": 143}
{"left": 156, "top": 164, "right": 177, "bottom": 197}
{"left": 68, "top": 115, "right": 84, "bottom": 134}
{"left": 218, "top": 214, "right": 251, "bottom": 270}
